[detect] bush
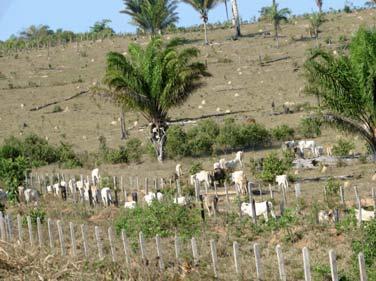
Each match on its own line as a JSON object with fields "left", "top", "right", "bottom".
{"left": 187, "top": 120, "right": 219, "bottom": 156}
{"left": 324, "top": 178, "right": 340, "bottom": 209}
{"left": 115, "top": 200, "right": 201, "bottom": 239}
{"left": 166, "top": 125, "right": 190, "bottom": 158}
{"left": 52, "top": 105, "right": 63, "bottom": 113}
{"left": 344, "top": 5, "right": 352, "bottom": 13}
{"left": 126, "top": 138, "right": 143, "bottom": 163}
{"left": 189, "top": 162, "right": 203, "bottom": 175}
{"left": 216, "top": 118, "right": 241, "bottom": 151}
{"left": 271, "top": 125, "right": 295, "bottom": 142}
{"left": 259, "top": 152, "right": 292, "bottom": 182}
{"left": 23, "top": 208, "right": 46, "bottom": 225}
{"left": 299, "top": 116, "right": 322, "bottom": 138}
{"left": 332, "top": 139, "right": 355, "bottom": 157}
{"left": 239, "top": 123, "right": 272, "bottom": 148}
{"left": 57, "top": 142, "right": 82, "bottom": 168}
{"left": 106, "top": 146, "right": 128, "bottom": 164}
{"left": 20, "top": 134, "right": 59, "bottom": 167}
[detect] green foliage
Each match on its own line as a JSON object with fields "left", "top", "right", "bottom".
{"left": 324, "top": 178, "right": 340, "bottom": 209}
{"left": 352, "top": 219, "right": 376, "bottom": 270}
{"left": 309, "top": 12, "right": 326, "bottom": 39}
{"left": 57, "top": 142, "right": 82, "bottom": 168}
{"left": 332, "top": 138, "right": 355, "bottom": 156}
{"left": 125, "top": 138, "right": 143, "bottom": 163}
{"left": 0, "top": 157, "right": 30, "bottom": 201}
{"left": 304, "top": 27, "right": 376, "bottom": 154}
{"left": 216, "top": 118, "right": 241, "bottom": 150}
{"left": 23, "top": 208, "right": 46, "bottom": 225}
{"left": 189, "top": 162, "right": 203, "bottom": 175}
{"left": 187, "top": 119, "right": 219, "bottom": 156}
{"left": 115, "top": 200, "right": 201, "bottom": 238}
{"left": 166, "top": 125, "right": 189, "bottom": 158}
{"left": 299, "top": 116, "right": 322, "bottom": 138}
{"left": 238, "top": 123, "right": 272, "bottom": 148}
{"left": 259, "top": 152, "right": 292, "bottom": 183}
{"left": 52, "top": 105, "right": 63, "bottom": 113}
{"left": 90, "top": 19, "right": 114, "bottom": 35}
{"left": 106, "top": 146, "right": 128, "bottom": 164}
{"left": 120, "top": 0, "right": 179, "bottom": 35}
{"left": 343, "top": 5, "right": 352, "bottom": 13}
{"left": 271, "top": 124, "right": 295, "bottom": 141}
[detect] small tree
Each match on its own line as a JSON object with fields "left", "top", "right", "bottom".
{"left": 309, "top": 13, "right": 326, "bottom": 46}
{"left": 90, "top": 19, "right": 115, "bottom": 35}
{"left": 182, "top": 0, "right": 222, "bottom": 44}
{"left": 104, "top": 38, "right": 210, "bottom": 162}
{"left": 260, "top": 1, "right": 291, "bottom": 48}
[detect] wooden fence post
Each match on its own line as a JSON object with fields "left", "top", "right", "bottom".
{"left": 358, "top": 252, "right": 367, "bottom": 281}
{"left": 95, "top": 226, "right": 104, "bottom": 259}
{"left": 295, "top": 182, "right": 301, "bottom": 198}
{"left": 37, "top": 217, "right": 43, "bottom": 247}
{"left": 276, "top": 244, "right": 286, "bottom": 281}
{"left": 81, "top": 224, "right": 89, "bottom": 257}
{"left": 47, "top": 218, "right": 54, "bottom": 250}
{"left": 175, "top": 235, "right": 181, "bottom": 262}
{"left": 210, "top": 239, "right": 218, "bottom": 279}
{"left": 69, "top": 222, "right": 77, "bottom": 257}
{"left": 254, "top": 243, "right": 263, "bottom": 280}
{"left": 372, "top": 187, "right": 376, "bottom": 217}
{"left": 302, "top": 247, "right": 311, "bottom": 281}
{"left": 191, "top": 237, "right": 199, "bottom": 266}
{"left": 27, "top": 216, "right": 33, "bottom": 246}
{"left": 139, "top": 231, "right": 147, "bottom": 263}
{"left": 121, "top": 230, "right": 131, "bottom": 265}
{"left": 108, "top": 227, "right": 116, "bottom": 262}
{"left": 339, "top": 186, "right": 345, "bottom": 206}
{"left": 57, "top": 220, "right": 66, "bottom": 256}
{"left": 224, "top": 182, "right": 230, "bottom": 205}
{"left": 6, "top": 214, "right": 13, "bottom": 241}
{"left": 0, "top": 212, "right": 6, "bottom": 241}
{"left": 354, "top": 186, "right": 362, "bottom": 227}
{"left": 155, "top": 234, "right": 164, "bottom": 270}
{"left": 329, "top": 249, "right": 338, "bottom": 281}
{"left": 194, "top": 180, "right": 199, "bottom": 202}
{"left": 17, "top": 214, "right": 22, "bottom": 242}
{"left": 269, "top": 184, "right": 274, "bottom": 199}
{"left": 233, "top": 241, "right": 241, "bottom": 275}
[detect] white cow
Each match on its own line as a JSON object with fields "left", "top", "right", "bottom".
{"left": 219, "top": 151, "right": 243, "bottom": 170}
{"left": 355, "top": 208, "right": 375, "bottom": 222}
{"left": 124, "top": 201, "right": 137, "bottom": 209}
{"left": 24, "top": 189, "right": 39, "bottom": 204}
{"left": 276, "top": 175, "right": 289, "bottom": 191}
{"left": 101, "top": 187, "right": 113, "bottom": 207}
{"left": 318, "top": 210, "right": 334, "bottom": 223}
{"left": 241, "top": 201, "right": 276, "bottom": 219}
{"left": 298, "top": 140, "right": 316, "bottom": 157}
{"left": 231, "top": 171, "right": 247, "bottom": 194}
{"left": 144, "top": 192, "right": 163, "bottom": 206}
{"left": 91, "top": 168, "right": 100, "bottom": 185}
{"left": 175, "top": 164, "right": 183, "bottom": 178}
{"left": 190, "top": 171, "right": 211, "bottom": 188}
{"left": 173, "top": 196, "right": 187, "bottom": 206}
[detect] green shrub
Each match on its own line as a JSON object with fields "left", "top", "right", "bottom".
{"left": 23, "top": 208, "right": 46, "bottom": 225}
{"left": 52, "top": 105, "right": 63, "bottom": 113}
{"left": 259, "top": 152, "right": 292, "bottom": 182}
{"left": 20, "top": 134, "right": 59, "bottom": 167}
{"left": 352, "top": 219, "right": 376, "bottom": 271}
{"left": 187, "top": 120, "right": 219, "bottom": 156}
{"left": 343, "top": 5, "right": 352, "bottom": 13}
{"left": 166, "top": 125, "right": 190, "bottom": 158}
{"left": 216, "top": 118, "right": 241, "bottom": 150}
{"left": 115, "top": 200, "right": 201, "bottom": 239}
{"left": 299, "top": 116, "right": 322, "bottom": 138}
{"left": 106, "top": 146, "right": 128, "bottom": 164}
{"left": 332, "top": 139, "right": 355, "bottom": 156}
{"left": 271, "top": 125, "right": 295, "bottom": 141}
{"left": 126, "top": 138, "right": 143, "bottom": 163}
{"left": 189, "top": 162, "right": 203, "bottom": 175}
{"left": 324, "top": 178, "right": 340, "bottom": 209}
{"left": 57, "top": 142, "right": 82, "bottom": 168}
{"left": 239, "top": 123, "right": 272, "bottom": 148}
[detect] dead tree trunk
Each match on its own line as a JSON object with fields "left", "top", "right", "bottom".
{"left": 120, "top": 109, "right": 127, "bottom": 140}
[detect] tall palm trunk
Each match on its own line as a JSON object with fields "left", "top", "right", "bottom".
{"left": 203, "top": 17, "right": 209, "bottom": 45}
{"left": 224, "top": 0, "right": 229, "bottom": 21}
{"left": 275, "top": 23, "right": 279, "bottom": 48}
{"left": 231, "top": 0, "right": 241, "bottom": 38}
{"left": 150, "top": 122, "right": 168, "bottom": 162}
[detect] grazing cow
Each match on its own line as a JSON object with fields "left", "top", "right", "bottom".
{"left": 144, "top": 191, "right": 163, "bottom": 206}
{"left": 101, "top": 187, "right": 113, "bottom": 207}
{"left": 175, "top": 164, "right": 183, "bottom": 178}
{"left": 190, "top": 171, "right": 212, "bottom": 188}
{"left": 275, "top": 175, "right": 289, "bottom": 191}
{"left": 326, "top": 145, "right": 333, "bottom": 156}
{"left": 174, "top": 196, "right": 188, "bottom": 206}
{"left": 318, "top": 210, "right": 334, "bottom": 223}
{"left": 355, "top": 208, "right": 375, "bottom": 222}
{"left": 314, "top": 146, "right": 324, "bottom": 157}
{"left": 124, "top": 201, "right": 137, "bottom": 209}
{"left": 203, "top": 195, "right": 219, "bottom": 216}
{"left": 219, "top": 151, "right": 244, "bottom": 171}
{"left": 231, "top": 171, "right": 247, "bottom": 194}
{"left": 241, "top": 201, "right": 276, "bottom": 219}
{"left": 24, "top": 189, "right": 39, "bottom": 204}
{"left": 298, "top": 140, "right": 316, "bottom": 157}
{"left": 91, "top": 168, "right": 100, "bottom": 185}
{"left": 213, "top": 167, "right": 226, "bottom": 186}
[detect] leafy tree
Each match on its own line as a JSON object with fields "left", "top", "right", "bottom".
{"left": 19, "top": 25, "right": 53, "bottom": 41}
{"left": 90, "top": 19, "right": 115, "bottom": 35}
{"left": 120, "top": 0, "right": 179, "bottom": 35}
{"left": 103, "top": 38, "right": 210, "bottom": 162}
{"left": 304, "top": 27, "right": 376, "bottom": 157}
{"left": 260, "top": 1, "right": 291, "bottom": 48}
{"left": 181, "top": 0, "right": 222, "bottom": 44}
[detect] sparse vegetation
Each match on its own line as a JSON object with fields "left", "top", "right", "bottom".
{"left": 332, "top": 139, "right": 355, "bottom": 156}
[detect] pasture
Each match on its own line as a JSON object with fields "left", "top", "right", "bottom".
{"left": 0, "top": 7, "right": 375, "bottom": 281}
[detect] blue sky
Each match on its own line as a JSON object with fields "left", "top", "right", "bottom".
{"left": 0, "top": 0, "right": 367, "bottom": 40}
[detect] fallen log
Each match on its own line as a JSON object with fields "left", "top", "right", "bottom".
{"left": 300, "top": 174, "right": 361, "bottom": 183}
{"left": 261, "top": 56, "right": 291, "bottom": 66}
{"left": 29, "top": 90, "right": 88, "bottom": 112}
{"left": 170, "top": 110, "right": 249, "bottom": 124}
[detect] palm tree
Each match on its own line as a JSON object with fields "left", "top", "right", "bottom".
{"left": 231, "top": 0, "right": 241, "bottom": 38}
{"left": 304, "top": 27, "right": 376, "bottom": 157}
{"left": 260, "top": 1, "right": 291, "bottom": 48}
{"left": 182, "top": 0, "right": 222, "bottom": 44}
{"left": 104, "top": 38, "right": 210, "bottom": 162}
{"left": 120, "top": 0, "right": 179, "bottom": 35}
{"left": 222, "top": 0, "right": 229, "bottom": 20}
{"left": 309, "top": 13, "right": 326, "bottom": 46}
{"left": 315, "top": 0, "right": 323, "bottom": 13}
